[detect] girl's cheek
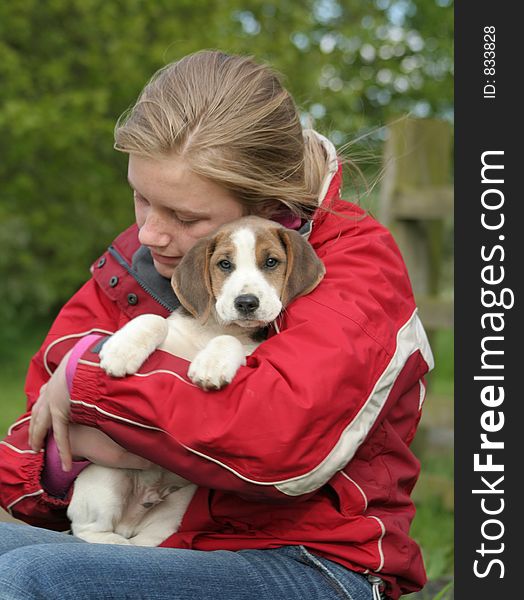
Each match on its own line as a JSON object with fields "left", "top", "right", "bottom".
{"left": 193, "top": 220, "right": 221, "bottom": 238}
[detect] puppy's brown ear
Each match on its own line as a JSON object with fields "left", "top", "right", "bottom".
{"left": 277, "top": 228, "right": 326, "bottom": 307}
{"left": 171, "top": 236, "right": 214, "bottom": 321}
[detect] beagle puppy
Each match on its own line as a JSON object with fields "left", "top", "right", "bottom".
{"left": 67, "top": 216, "right": 325, "bottom": 546}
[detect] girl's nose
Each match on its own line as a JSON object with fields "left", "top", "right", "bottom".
{"left": 138, "top": 212, "right": 171, "bottom": 248}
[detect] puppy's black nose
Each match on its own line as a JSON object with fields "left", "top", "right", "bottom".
{"left": 234, "top": 294, "right": 260, "bottom": 314}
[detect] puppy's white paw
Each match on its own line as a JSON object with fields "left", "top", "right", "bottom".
{"left": 99, "top": 314, "right": 169, "bottom": 377}
{"left": 100, "top": 337, "right": 150, "bottom": 377}
{"left": 188, "top": 336, "right": 246, "bottom": 390}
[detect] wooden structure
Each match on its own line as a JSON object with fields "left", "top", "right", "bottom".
{"left": 377, "top": 118, "right": 453, "bottom": 332}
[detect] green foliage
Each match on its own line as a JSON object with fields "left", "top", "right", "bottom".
{"left": 0, "top": 0, "right": 453, "bottom": 333}
{"left": 431, "top": 328, "right": 454, "bottom": 397}
{"left": 0, "top": 319, "right": 49, "bottom": 435}
{"left": 411, "top": 453, "right": 454, "bottom": 580}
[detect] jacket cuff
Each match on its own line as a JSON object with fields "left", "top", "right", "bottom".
{"left": 69, "top": 357, "right": 104, "bottom": 427}
{"left": 0, "top": 417, "right": 72, "bottom": 528}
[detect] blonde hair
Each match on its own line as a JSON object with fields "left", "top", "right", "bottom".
{"left": 114, "top": 50, "right": 331, "bottom": 219}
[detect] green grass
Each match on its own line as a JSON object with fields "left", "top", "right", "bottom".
{"left": 410, "top": 328, "right": 454, "bottom": 583}
{"left": 411, "top": 452, "right": 454, "bottom": 580}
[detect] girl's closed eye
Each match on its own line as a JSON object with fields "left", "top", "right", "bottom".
{"left": 169, "top": 207, "right": 210, "bottom": 227}
{"left": 134, "top": 191, "right": 201, "bottom": 227}
{"left": 172, "top": 213, "right": 201, "bottom": 227}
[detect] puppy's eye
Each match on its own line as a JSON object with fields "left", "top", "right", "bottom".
{"left": 265, "top": 257, "right": 279, "bottom": 269}
{"left": 142, "top": 502, "right": 156, "bottom": 509}
{"left": 218, "top": 259, "right": 233, "bottom": 271}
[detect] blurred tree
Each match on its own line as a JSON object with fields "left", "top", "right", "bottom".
{"left": 0, "top": 0, "right": 452, "bottom": 335}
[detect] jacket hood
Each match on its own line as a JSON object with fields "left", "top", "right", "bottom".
{"left": 304, "top": 129, "right": 340, "bottom": 207}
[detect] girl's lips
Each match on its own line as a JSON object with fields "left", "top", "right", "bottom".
{"left": 150, "top": 251, "right": 181, "bottom": 265}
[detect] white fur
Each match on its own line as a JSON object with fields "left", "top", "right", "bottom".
{"left": 100, "top": 314, "right": 168, "bottom": 377}
{"left": 69, "top": 223, "right": 286, "bottom": 546}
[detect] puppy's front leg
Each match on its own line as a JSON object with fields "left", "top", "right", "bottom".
{"left": 100, "top": 314, "right": 169, "bottom": 377}
{"left": 188, "top": 335, "right": 246, "bottom": 390}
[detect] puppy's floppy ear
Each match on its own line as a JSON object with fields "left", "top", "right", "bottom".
{"left": 277, "top": 228, "right": 326, "bottom": 306}
{"left": 171, "top": 236, "right": 215, "bottom": 321}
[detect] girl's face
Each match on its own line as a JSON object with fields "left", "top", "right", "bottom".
{"left": 128, "top": 155, "right": 246, "bottom": 278}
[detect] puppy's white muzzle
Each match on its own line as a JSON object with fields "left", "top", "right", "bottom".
{"left": 215, "top": 269, "right": 282, "bottom": 326}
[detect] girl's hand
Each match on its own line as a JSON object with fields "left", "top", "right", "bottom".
{"left": 29, "top": 352, "right": 152, "bottom": 471}
{"left": 29, "top": 351, "right": 73, "bottom": 471}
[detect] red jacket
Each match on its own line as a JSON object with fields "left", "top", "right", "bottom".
{"left": 0, "top": 167, "right": 433, "bottom": 599}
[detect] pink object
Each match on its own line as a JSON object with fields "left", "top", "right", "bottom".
{"left": 41, "top": 433, "right": 90, "bottom": 498}
{"left": 40, "top": 334, "right": 103, "bottom": 496}
{"left": 66, "top": 334, "right": 104, "bottom": 393}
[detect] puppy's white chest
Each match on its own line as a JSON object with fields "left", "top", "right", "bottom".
{"left": 159, "top": 312, "right": 259, "bottom": 362}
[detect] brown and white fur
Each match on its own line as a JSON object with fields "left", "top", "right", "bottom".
{"left": 67, "top": 216, "right": 325, "bottom": 546}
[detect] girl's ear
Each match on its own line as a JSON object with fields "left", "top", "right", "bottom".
{"left": 277, "top": 228, "right": 326, "bottom": 307}
{"left": 171, "top": 237, "right": 215, "bottom": 321}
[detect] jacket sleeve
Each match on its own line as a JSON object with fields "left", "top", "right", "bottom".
{"left": 0, "top": 278, "right": 119, "bottom": 527}
{"left": 68, "top": 213, "right": 434, "bottom": 502}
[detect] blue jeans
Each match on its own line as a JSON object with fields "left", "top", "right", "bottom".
{"left": 0, "top": 523, "right": 373, "bottom": 599}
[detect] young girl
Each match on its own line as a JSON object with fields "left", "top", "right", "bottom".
{"left": 0, "top": 50, "right": 433, "bottom": 600}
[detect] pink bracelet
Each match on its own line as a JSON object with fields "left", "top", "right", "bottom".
{"left": 65, "top": 334, "right": 104, "bottom": 393}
